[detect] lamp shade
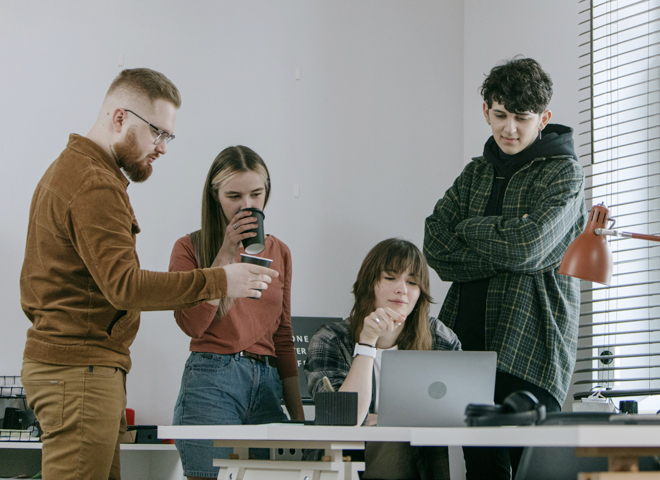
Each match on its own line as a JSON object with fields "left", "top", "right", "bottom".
{"left": 558, "top": 204, "right": 613, "bottom": 285}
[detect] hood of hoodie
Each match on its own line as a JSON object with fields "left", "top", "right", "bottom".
{"left": 483, "top": 123, "right": 577, "bottom": 177}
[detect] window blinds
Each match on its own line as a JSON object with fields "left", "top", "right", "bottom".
{"left": 573, "top": 0, "right": 660, "bottom": 399}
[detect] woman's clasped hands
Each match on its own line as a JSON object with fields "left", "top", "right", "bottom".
{"left": 359, "top": 307, "right": 406, "bottom": 345}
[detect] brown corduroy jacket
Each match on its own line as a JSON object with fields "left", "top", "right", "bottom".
{"left": 21, "top": 134, "right": 228, "bottom": 373}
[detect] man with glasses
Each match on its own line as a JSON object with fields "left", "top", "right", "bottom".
{"left": 20, "top": 68, "right": 279, "bottom": 480}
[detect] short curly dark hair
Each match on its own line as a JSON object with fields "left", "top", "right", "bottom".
{"left": 480, "top": 57, "right": 553, "bottom": 114}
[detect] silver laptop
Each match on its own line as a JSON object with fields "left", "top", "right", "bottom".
{"left": 377, "top": 350, "right": 497, "bottom": 427}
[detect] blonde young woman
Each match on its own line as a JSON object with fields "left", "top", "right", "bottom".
{"left": 305, "top": 238, "right": 461, "bottom": 480}
{"left": 169, "top": 146, "right": 304, "bottom": 480}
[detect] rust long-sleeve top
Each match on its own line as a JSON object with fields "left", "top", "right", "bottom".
{"left": 21, "top": 135, "right": 229, "bottom": 373}
{"left": 169, "top": 234, "right": 299, "bottom": 379}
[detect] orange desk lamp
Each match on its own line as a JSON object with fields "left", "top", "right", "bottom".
{"left": 558, "top": 203, "right": 660, "bottom": 285}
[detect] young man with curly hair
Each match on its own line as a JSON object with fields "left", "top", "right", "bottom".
{"left": 424, "top": 58, "right": 587, "bottom": 479}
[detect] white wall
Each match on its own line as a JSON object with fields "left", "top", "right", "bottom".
{"left": 1, "top": 0, "right": 581, "bottom": 428}
{"left": 463, "top": 0, "right": 581, "bottom": 164}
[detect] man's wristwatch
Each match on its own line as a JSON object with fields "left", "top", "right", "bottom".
{"left": 353, "top": 343, "right": 377, "bottom": 359}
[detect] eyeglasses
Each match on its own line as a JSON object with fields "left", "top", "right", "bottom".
{"left": 124, "top": 109, "right": 175, "bottom": 145}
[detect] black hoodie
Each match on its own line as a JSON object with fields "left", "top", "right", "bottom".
{"left": 453, "top": 124, "right": 577, "bottom": 351}
{"left": 483, "top": 124, "right": 577, "bottom": 217}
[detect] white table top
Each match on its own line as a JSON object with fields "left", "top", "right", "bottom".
{"left": 159, "top": 424, "right": 411, "bottom": 443}
{"left": 411, "top": 425, "right": 660, "bottom": 447}
{"left": 158, "top": 423, "right": 660, "bottom": 448}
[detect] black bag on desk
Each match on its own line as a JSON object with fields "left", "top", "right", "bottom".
{"left": 314, "top": 392, "right": 358, "bottom": 426}
{"left": 465, "top": 391, "right": 546, "bottom": 426}
{"left": 128, "top": 425, "right": 160, "bottom": 444}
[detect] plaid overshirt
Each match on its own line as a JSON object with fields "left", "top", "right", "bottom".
{"left": 304, "top": 318, "right": 461, "bottom": 407}
{"left": 424, "top": 154, "right": 586, "bottom": 405}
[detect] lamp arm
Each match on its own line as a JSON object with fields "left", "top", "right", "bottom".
{"left": 595, "top": 228, "right": 660, "bottom": 242}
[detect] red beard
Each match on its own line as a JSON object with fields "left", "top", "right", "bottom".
{"left": 113, "top": 127, "right": 153, "bottom": 183}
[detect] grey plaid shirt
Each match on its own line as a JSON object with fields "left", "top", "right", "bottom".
{"left": 304, "top": 318, "right": 461, "bottom": 406}
{"left": 424, "top": 154, "right": 586, "bottom": 405}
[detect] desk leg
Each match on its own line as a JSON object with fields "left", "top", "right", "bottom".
{"left": 321, "top": 448, "right": 352, "bottom": 480}
{"left": 231, "top": 447, "right": 249, "bottom": 460}
{"left": 216, "top": 461, "right": 358, "bottom": 480}
{"left": 299, "top": 468, "right": 320, "bottom": 480}
{"left": 218, "top": 465, "right": 246, "bottom": 480}
{"left": 214, "top": 443, "right": 363, "bottom": 480}
{"left": 323, "top": 448, "right": 344, "bottom": 463}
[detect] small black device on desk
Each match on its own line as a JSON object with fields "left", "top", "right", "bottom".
{"left": 127, "top": 425, "right": 160, "bottom": 444}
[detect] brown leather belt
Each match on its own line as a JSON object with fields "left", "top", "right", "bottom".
{"left": 240, "top": 351, "right": 278, "bottom": 368}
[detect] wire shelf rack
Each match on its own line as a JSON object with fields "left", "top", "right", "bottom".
{"left": 0, "top": 376, "right": 24, "bottom": 398}
{"left": 0, "top": 376, "right": 39, "bottom": 442}
{"left": 0, "top": 428, "right": 39, "bottom": 442}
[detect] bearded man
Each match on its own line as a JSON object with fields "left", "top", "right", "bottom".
{"left": 20, "top": 68, "right": 278, "bottom": 480}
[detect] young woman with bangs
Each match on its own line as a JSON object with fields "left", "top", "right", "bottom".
{"left": 304, "top": 238, "right": 461, "bottom": 480}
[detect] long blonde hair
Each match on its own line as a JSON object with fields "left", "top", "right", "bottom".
{"left": 191, "top": 145, "right": 270, "bottom": 315}
{"left": 349, "top": 238, "right": 433, "bottom": 351}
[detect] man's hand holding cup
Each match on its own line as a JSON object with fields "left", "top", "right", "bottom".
{"left": 222, "top": 262, "right": 278, "bottom": 299}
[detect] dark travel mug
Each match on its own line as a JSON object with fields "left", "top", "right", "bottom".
{"left": 240, "top": 254, "right": 272, "bottom": 299}
{"left": 238, "top": 208, "right": 266, "bottom": 255}
{"left": 619, "top": 400, "right": 638, "bottom": 414}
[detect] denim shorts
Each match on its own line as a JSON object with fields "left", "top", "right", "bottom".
{"left": 172, "top": 352, "right": 287, "bottom": 478}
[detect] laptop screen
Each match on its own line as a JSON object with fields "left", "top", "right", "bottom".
{"left": 377, "top": 350, "right": 497, "bottom": 427}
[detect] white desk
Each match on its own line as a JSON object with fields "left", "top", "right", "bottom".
{"left": 159, "top": 424, "right": 660, "bottom": 480}
{"left": 411, "top": 424, "right": 660, "bottom": 447}
{"left": 160, "top": 424, "right": 405, "bottom": 480}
